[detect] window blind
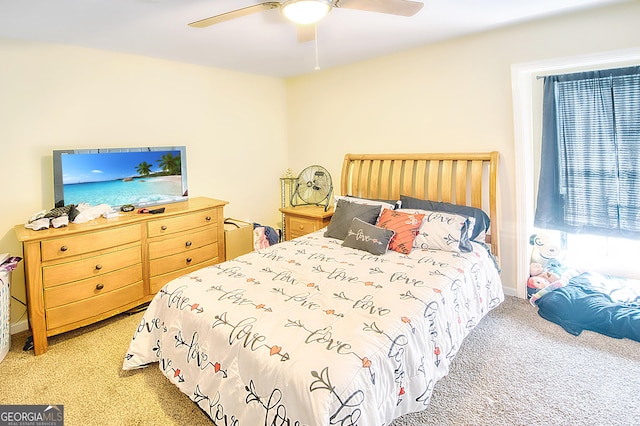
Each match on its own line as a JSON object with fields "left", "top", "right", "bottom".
{"left": 535, "top": 66, "right": 640, "bottom": 238}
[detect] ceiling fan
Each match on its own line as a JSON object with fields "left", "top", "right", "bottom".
{"left": 188, "top": 0, "right": 424, "bottom": 42}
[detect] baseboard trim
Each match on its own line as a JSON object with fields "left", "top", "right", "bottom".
{"left": 11, "top": 319, "right": 29, "bottom": 335}
{"left": 502, "top": 286, "right": 519, "bottom": 298}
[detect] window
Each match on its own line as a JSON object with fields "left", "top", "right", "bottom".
{"left": 535, "top": 66, "right": 640, "bottom": 239}
{"left": 535, "top": 65, "right": 640, "bottom": 278}
{"left": 561, "top": 232, "right": 640, "bottom": 279}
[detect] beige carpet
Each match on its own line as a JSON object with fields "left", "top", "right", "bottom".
{"left": 1, "top": 296, "right": 638, "bottom": 425}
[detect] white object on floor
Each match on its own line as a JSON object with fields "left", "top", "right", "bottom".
{"left": 0, "top": 257, "right": 12, "bottom": 363}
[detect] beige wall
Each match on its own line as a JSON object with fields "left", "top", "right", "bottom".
{"left": 0, "top": 40, "right": 288, "bottom": 330}
{"left": 285, "top": 1, "right": 640, "bottom": 296}
{"left": 1, "top": 1, "right": 639, "bottom": 330}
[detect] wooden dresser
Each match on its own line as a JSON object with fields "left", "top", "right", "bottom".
{"left": 279, "top": 205, "right": 334, "bottom": 241}
{"left": 14, "top": 196, "right": 227, "bottom": 355}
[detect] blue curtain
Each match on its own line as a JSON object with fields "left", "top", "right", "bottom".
{"left": 535, "top": 66, "right": 640, "bottom": 238}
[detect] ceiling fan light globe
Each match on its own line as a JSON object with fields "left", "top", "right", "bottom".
{"left": 282, "top": 0, "right": 331, "bottom": 25}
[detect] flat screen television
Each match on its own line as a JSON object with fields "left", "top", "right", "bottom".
{"left": 53, "top": 146, "right": 188, "bottom": 209}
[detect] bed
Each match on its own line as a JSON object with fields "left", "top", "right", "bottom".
{"left": 123, "top": 152, "right": 504, "bottom": 425}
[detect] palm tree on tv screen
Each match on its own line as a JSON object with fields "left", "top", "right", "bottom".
{"left": 157, "top": 152, "right": 181, "bottom": 175}
{"left": 136, "top": 161, "right": 152, "bottom": 176}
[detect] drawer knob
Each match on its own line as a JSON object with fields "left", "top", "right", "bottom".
{"left": 186, "top": 257, "right": 192, "bottom": 263}
{"left": 299, "top": 225, "right": 304, "bottom": 230}
{"left": 161, "top": 225, "right": 168, "bottom": 231}
{"left": 95, "top": 264, "right": 103, "bottom": 270}
{"left": 60, "top": 245, "right": 68, "bottom": 252}
{"left": 96, "top": 283, "right": 104, "bottom": 290}
{"left": 185, "top": 241, "right": 192, "bottom": 247}
{"left": 205, "top": 216, "right": 211, "bottom": 221}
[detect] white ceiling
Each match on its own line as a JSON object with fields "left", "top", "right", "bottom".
{"left": 0, "top": 0, "right": 630, "bottom": 77}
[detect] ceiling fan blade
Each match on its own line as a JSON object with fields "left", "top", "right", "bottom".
{"left": 336, "top": 0, "right": 423, "bottom": 17}
{"left": 297, "top": 25, "right": 316, "bottom": 43}
{"left": 188, "top": 2, "right": 280, "bottom": 28}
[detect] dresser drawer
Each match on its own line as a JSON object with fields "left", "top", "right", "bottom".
{"left": 46, "top": 282, "right": 144, "bottom": 330}
{"left": 148, "top": 227, "right": 218, "bottom": 260}
{"left": 149, "top": 243, "right": 218, "bottom": 277}
{"left": 147, "top": 209, "right": 218, "bottom": 238}
{"left": 42, "top": 245, "right": 141, "bottom": 288}
{"left": 288, "top": 216, "right": 321, "bottom": 239}
{"left": 44, "top": 264, "right": 143, "bottom": 309}
{"left": 149, "top": 259, "right": 218, "bottom": 294}
{"left": 41, "top": 224, "right": 140, "bottom": 261}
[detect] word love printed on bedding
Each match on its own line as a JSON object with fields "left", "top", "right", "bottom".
{"left": 124, "top": 228, "right": 503, "bottom": 425}
{"left": 348, "top": 227, "right": 383, "bottom": 244}
{"left": 424, "top": 210, "right": 462, "bottom": 225}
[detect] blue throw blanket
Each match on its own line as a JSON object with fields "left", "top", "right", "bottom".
{"left": 536, "top": 272, "right": 640, "bottom": 342}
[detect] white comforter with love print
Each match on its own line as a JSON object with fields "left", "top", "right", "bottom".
{"left": 123, "top": 230, "right": 503, "bottom": 425}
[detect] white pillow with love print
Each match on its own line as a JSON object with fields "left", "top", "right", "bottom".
{"left": 398, "top": 208, "right": 473, "bottom": 253}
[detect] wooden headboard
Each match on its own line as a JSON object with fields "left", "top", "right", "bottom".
{"left": 340, "top": 152, "right": 500, "bottom": 261}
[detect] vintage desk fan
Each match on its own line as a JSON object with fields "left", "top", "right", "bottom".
{"left": 290, "top": 165, "right": 333, "bottom": 211}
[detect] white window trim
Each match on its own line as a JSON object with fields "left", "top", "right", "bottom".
{"left": 511, "top": 48, "right": 640, "bottom": 298}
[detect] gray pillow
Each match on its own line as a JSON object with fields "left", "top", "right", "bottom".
{"left": 324, "top": 199, "right": 382, "bottom": 240}
{"left": 342, "top": 218, "right": 395, "bottom": 255}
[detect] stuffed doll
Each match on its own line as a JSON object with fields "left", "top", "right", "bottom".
{"left": 529, "top": 233, "right": 563, "bottom": 266}
{"left": 527, "top": 233, "right": 565, "bottom": 298}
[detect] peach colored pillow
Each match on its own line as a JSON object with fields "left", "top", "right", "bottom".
{"left": 376, "top": 209, "right": 424, "bottom": 254}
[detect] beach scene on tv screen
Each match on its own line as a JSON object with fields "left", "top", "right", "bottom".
{"left": 61, "top": 150, "right": 185, "bottom": 207}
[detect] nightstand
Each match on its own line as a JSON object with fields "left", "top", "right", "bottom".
{"left": 279, "top": 206, "right": 334, "bottom": 241}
